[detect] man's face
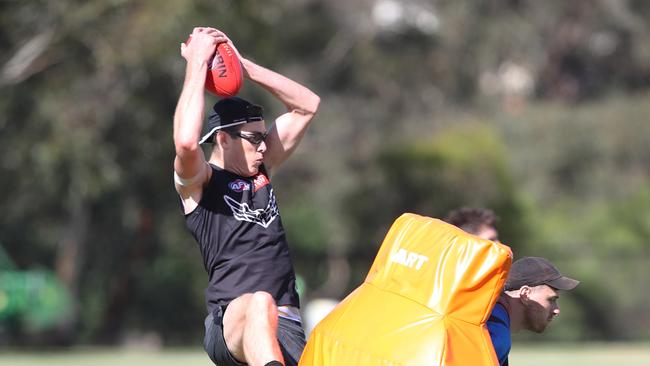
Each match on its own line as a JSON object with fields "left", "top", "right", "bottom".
{"left": 223, "top": 121, "right": 268, "bottom": 177}
{"left": 522, "top": 285, "right": 561, "bottom": 333}
{"left": 475, "top": 224, "right": 499, "bottom": 242}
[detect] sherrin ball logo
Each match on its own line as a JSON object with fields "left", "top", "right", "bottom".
{"left": 184, "top": 36, "right": 243, "bottom": 97}
{"left": 208, "top": 44, "right": 231, "bottom": 77}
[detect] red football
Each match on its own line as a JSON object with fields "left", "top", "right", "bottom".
{"left": 185, "top": 36, "right": 243, "bottom": 97}
{"left": 205, "top": 43, "right": 243, "bottom": 97}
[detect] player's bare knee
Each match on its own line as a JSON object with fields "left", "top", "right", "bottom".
{"left": 248, "top": 291, "right": 277, "bottom": 317}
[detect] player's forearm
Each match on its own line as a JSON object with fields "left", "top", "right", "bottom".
{"left": 174, "top": 61, "right": 209, "bottom": 153}
{"left": 241, "top": 58, "right": 320, "bottom": 115}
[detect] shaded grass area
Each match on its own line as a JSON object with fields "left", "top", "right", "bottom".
{"left": 0, "top": 348, "right": 210, "bottom": 366}
{"left": 1, "top": 343, "right": 648, "bottom": 365}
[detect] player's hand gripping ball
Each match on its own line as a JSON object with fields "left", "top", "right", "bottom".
{"left": 186, "top": 36, "right": 243, "bottom": 97}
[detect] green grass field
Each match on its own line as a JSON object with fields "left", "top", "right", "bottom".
{"left": 510, "top": 343, "right": 650, "bottom": 366}
{"left": 1, "top": 343, "right": 648, "bottom": 365}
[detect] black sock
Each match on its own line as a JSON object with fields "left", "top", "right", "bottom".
{"left": 264, "top": 362, "right": 283, "bottom": 366}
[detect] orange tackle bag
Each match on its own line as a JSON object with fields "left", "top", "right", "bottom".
{"left": 299, "top": 213, "right": 512, "bottom": 366}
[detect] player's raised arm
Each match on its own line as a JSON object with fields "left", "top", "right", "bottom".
{"left": 237, "top": 56, "right": 320, "bottom": 171}
{"left": 173, "top": 27, "right": 224, "bottom": 209}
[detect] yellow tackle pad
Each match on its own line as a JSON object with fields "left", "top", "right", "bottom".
{"left": 299, "top": 213, "right": 512, "bottom": 366}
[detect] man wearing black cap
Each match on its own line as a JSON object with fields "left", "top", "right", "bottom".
{"left": 487, "top": 256, "right": 579, "bottom": 366}
{"left": 173, "top": 27, "right": 320, "bottom": 366}
{"left": 444, "top": 208, "right": 579, "bottom": 366}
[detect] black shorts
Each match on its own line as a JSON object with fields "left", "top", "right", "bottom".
{"left": 204, "top": 304, "right": 306, "bottom": 366}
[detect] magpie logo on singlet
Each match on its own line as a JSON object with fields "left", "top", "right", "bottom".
{"left": 223, "top": 188, "right": 279, "bottom": 228}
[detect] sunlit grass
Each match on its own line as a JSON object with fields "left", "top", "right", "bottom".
{"left": 510, "top": 343, "right": 650, "bottom": 366}
{"left": 1, "top": 343, "right": 648, "bottom": 366}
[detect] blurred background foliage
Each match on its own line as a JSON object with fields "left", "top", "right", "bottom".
{"left": 0, "top": 0, "right": 649, "bottom": 347}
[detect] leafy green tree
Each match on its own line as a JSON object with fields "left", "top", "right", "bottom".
{"left": 342, "top": 123, "right": 532, "bottom": 287}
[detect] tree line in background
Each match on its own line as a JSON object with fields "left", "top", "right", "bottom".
{"left": 1, "top": 0, "right": 649, "bottom": 345}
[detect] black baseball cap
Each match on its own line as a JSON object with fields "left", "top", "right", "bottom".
{"left": 505, "top": 257, "right": 579, "bottom": 291}
{"left": 199, "top": 97, "right": 264, "bottom": 144}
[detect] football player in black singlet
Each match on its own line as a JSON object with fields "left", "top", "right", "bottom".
{"left": 173, "top": 27, "right": 320, "bottom": 366}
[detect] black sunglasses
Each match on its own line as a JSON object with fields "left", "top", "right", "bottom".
{"left": 228, "top": 130, "right": 269, "bottom": 145}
